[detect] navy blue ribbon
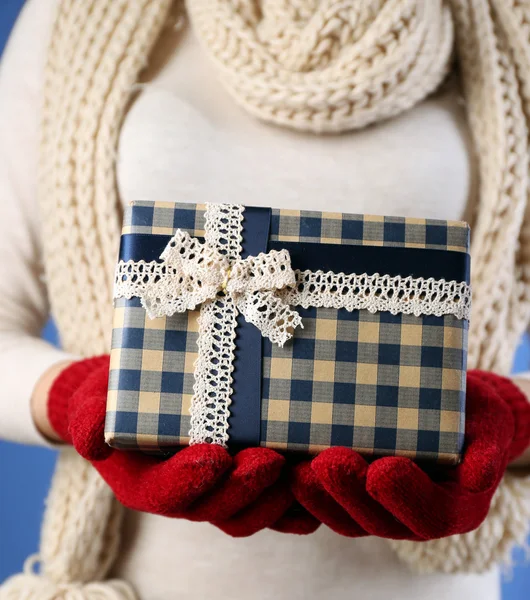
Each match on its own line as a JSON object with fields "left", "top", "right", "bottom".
{"left": 271, "top": 241, "right": 469, "bottom": 283}
{"left": 228, "top": 207, "right": 271, "bottom": 447}
{"left": 119, "top": 235, "right": 470, "bottom": 283}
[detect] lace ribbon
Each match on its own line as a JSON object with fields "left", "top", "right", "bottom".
{"left": 114, "top": 204, "right": 471, "bottom": 445}
{"left": 190, "top": 204, "right": 242, "bottom": 445}
{"left": 114, "top": 230, "right": 303, "bottom": 346}
{"left": 282, "top": 270, "right": 471, "bottom": 321}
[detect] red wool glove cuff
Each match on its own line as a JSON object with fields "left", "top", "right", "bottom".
{"left": 48, "top": 355, "right": 110, "bottom": 446}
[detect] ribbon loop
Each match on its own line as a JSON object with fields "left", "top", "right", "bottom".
{"left": 227, "top": 249, "right": 297, "bottom": 295}
{"left": 235, "top": 289, "right": 304, "bottom": 348}
{"left": 134, "top": 229, "right": 303, "bottom": 345}
{"left": 161, "top": 229, "right": 229, "bottom": 283}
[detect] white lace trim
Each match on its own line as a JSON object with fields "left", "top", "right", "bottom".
{"left": 115, "top": 262, "right": 472, "bottom": 324}
{"left": 114, "top": 228, "right": 229, "bottom": 319}
{"left": 113, "top": 257, "right": 224, "bottom": 319}
{"left": 189, "top": 204, "right": 244, "bottom": 446}
{"left": 114, "top": 233, "right": 302, "bottom": 343}
{"left": 281, "top": 270, "right": 471, "bottom": 320}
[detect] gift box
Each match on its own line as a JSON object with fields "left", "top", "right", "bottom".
{"left": 106, "top": 201, "right": 471, "bottom": 464}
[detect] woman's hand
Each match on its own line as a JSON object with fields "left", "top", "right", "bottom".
{"left": 44, "top": 356, "right": 319, "bottom": 535}
{"left": 291, "top": 371, "right": 530, "bottom": 540}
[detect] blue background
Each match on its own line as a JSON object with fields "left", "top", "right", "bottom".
{"left": 0, "top": 2, "right": 528, "bottom": 597}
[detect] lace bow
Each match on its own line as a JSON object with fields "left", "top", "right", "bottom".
{"left": 115, "top": 230, "right": 303, "bottom": 347}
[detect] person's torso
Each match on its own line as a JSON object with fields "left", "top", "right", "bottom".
{"left": 111, "top": 28, "right": 496, "bottom": 600}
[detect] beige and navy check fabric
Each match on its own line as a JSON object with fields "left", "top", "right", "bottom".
{"left": 270, "top": 209, "right": 469, "bottom": 252}
{"left": 106, "top": 202, "right": 469, "bottom": 463}
{"left": 261, "top": 308, "right": 466, "bottom": 462}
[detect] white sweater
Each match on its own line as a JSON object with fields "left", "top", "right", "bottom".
{"left": 0, "top": 1, "right": 501, "bottom": 598}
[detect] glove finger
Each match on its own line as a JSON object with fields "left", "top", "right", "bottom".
{"left": 367, "top": 456, "right": 494, "bottom": 539}
{"left": 312, "top": 448, "right": 420, "bottom": 540}
{"left": 291, "top": 461, "right": 368, "bottom": 538}
{"left": 69, "top": 365, "right": 113, "bottom": 461}
{"left": 185, "top": 447, "right": 285, "bottom": 521}
{"left": 456, "top": 373, "right": 513, "bottom": 492}
{"left": 95, "top": 443, "right": 232, "bottom": 516}
{"left": 215, "top": 477, "right": 294, "bottom": 537}
{"left": 470, "top": 370, "right": 530, "bottom": 462}
{"left": 270, "top": 504, "right": 321, "bottom": 535}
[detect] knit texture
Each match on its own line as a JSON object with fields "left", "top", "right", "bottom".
{"left": 187, "top": 1, "right": 454, "bottom": 133}
{"left": 48, "top": 356, "right": 110, "bottom": 447}
{"left": 2, "top": 0, "right": 530, "bottom": 597}
{"left": 0, "top": 1, "right": 173, "bottom": 599}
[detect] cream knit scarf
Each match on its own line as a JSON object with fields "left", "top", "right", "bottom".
{"left": 2, "top": 1, "right": 530, "bottom": 598}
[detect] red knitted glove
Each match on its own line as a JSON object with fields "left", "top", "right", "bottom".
{"left": 49, "top": 358, "right": 530, "bottom": 540}
{"left": 47, "top": 356, "right": 319, "bottom": 536}
{"left": 291, "top": 370, "right": 530, "bottom": 540}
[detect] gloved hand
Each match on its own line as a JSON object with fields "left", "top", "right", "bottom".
{"left": 47, "top": 356, "right": 319, "bottom": 536}
{"left": 48, "top": 357, "right": 530, "bottom": 540}
{"left": 291, "top": 370, "right": 530, "bottom": 540}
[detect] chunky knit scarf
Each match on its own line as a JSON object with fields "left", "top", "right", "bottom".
{"left": 2, "top": 1, "right": 530, "bottom": 598}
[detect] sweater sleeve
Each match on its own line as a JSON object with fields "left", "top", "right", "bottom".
{"left": 0, "top": 0, "right": 76, "bottom": 446}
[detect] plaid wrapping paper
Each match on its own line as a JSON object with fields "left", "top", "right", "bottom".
{"left": 106, "top": 201, "right": 470, "bottom": 463}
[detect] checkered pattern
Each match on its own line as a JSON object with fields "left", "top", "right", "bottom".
{"left": 107, "top": 298, "right": 198, "bottom": 450}
{"left": 261, "top": 308, "right": 466, "bottom": 462}
{"left": 106, "top": 202, "right": 469, "bottom": 463}
{"left": 121, "top": 200, "right": 206, "bottom": 237}
{"left": 107, "top": 201, "right": 205, "bottom": 450}
{"left": 270, "top": 209, "right": 470, "bottom": 253}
